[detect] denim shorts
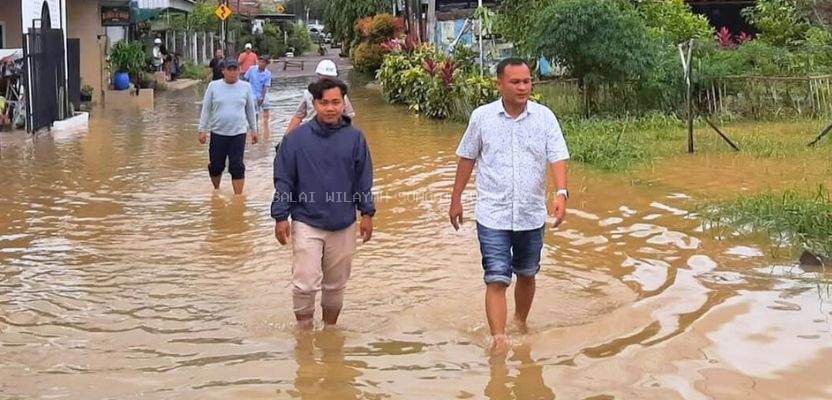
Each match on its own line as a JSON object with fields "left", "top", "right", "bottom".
{"left": 476, "top": 222, "right": 545, "bottom": 286}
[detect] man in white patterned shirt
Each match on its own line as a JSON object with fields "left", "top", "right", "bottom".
{"left": 449, "top": 58, "right": 570, "bottom": 354}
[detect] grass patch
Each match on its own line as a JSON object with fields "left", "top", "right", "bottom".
{"left": 560, "top": 113, "right": 682, "bottom": 171}
{"left": 180, "top": 62, "right": 207, "bottom": 81}
{"left": 700, "top": 186, "right": 832, "bottom": 258}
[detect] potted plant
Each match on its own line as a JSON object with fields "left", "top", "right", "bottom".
{"left": 109, "top": 41, "right": 147, "bottom": 91}
{"left": 80, "top": 84, "right": 93, "bottom": 101}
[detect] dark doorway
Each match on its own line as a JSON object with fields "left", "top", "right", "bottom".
{"left": 687, "top": 1, "right": 757, "bottom": 34}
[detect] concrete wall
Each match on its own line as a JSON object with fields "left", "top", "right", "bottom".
{"left": 0, "top": 1, "right": 24, "bottom": 48}
{"left": 67, "top": 0, "right": 105, "bottom": 101}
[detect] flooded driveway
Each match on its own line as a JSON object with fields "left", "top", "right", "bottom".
{"left": 0, "top": 76, "right": 830, "bottom": 399}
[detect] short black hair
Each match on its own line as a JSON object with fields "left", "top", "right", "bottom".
{"left": 308, "top": 78, "right": 348, "bottom": 100}
{"left": 496, "top": 58, "right": 530, "bottom": 78}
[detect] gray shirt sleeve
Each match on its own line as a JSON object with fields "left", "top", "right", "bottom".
{"left": 245, "top": 84, "right": 258, "bottom": 133}
{"left": 294, "top": 97, "right": 308, "bottom": 119}
{"left": 198, "top": 82, "right": 214, "bottom": 132}
{"left": 344, "top": 95, "right": 355, "bottom": 118}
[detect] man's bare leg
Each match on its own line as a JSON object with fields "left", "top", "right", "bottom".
{"left": 322, "top": 307, "right": 341, "bottom": 327}
{"left": 261, "top": 110, "right": 271, "bottom": 140}
{"left": 296, "top": 313, "right": 314, "bottom": 330}
{"left": 514, "top": 276, "right": 536, "bottom": 334}
{"left": 231, "top": 179, "right": 244, "bottom": 195}
{"left": 211, "top": 175, "right": 221, "bottom": 189}
{"left": 486, "top": 283, "right": 509, "bottom": 354}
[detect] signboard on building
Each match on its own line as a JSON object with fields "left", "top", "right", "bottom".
{"left": 101, "top": 6, "right": 131, "bottom": 26}
{"left": 21, "top": 0, "right": 65, "bottom": 30}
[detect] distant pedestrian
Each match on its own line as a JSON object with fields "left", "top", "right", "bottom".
{"left": 208, "top": 48, "right": 225, "bottom": 81}
{"left": 197, "top": 60, "right": 259, "bottom": 195}
{"left": 151, "top": 38, "right": 164, "bottom": 72}
{"left": 285, "top": 59, "right": 355, "bottom": 134}
{"left": 238, "top": 43, "right": 258, "bottom": 77}
{"left": 244, "top": 55, "right": 273, "bottom": 139}
{"left": 272, "top": 78, "right": 375, "bottom": 330}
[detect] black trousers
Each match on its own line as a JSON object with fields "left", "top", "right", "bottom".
{"left": 208, "top": 133, "right": 246, "bottom": 180}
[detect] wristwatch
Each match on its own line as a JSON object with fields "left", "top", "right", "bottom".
{"left": 556, "top": 189, "right": 569, "bottom": 199}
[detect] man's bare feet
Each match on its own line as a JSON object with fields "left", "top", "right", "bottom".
{"left": 490, "top": 334, "right": 509, "bottom": 355}
{"left": 514, "top": 315, "right": 529, "bottom": 335}
{"left": 296, "top": 316, "right": 314, "bottom": 330}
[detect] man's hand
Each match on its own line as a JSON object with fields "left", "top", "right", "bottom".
{"left": 258, "top": 98, "right": 264, "bottom": 106}
{"left": 449, "top": 200, "right": 464, "bottom": 231}
{"left": 198, "top": 131, "right": 208, "bottom": 144}
{"left": 275, "top": 220, "right": 291, "bottom": 245}
{"left": 250, "top": 132, "right": 259, "bottom": 144}
{"left": 551, "top": 196, "right": 567, "bottom": 228}
{"left": 359, "top": 215, "right": 373, "bottom": 243}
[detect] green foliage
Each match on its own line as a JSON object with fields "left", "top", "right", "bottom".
{"left": 109, "top": 40, "right": 148, "bottom": 79}
{"left": 180, "top": 62, "right": 207, "bottom": 80}
{"left": 559, "top": 116, "right": 652, "bottom": 171}
{"left": 532, "top": 0, "right": 656, "bottom": 85}
{"left": 701, "top": 186, "right": 832, "bottom": 257}
{"left": 742, "top": 0, "right": 811, "bottom": 46}
{"left": 377, "top": 45, "right": 498, "bottom": 120}
{"left": 351, "top": 13, "right": 403, "bottom": 73}
{"left": 494, "top": 0, "right": 552, "bottom": 57}
{"left": 169, "top": 0, "right": 220, "bottom": 32}
{"left": 638, "top": 0, "right": 713, "bottom": 44}
{"left": 324, "top": 0, "right": 388, "bottom": 48}
{"left": 288, "top": 21, "right": 314, "bottom": 55}
{"left": 352, "top": 42, "right": 386, "bottom": 72}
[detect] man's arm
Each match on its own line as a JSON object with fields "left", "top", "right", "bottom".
{"left": 286, "top": 98, "right": 308, "bottom": 133}
{"left": 197, "top": 84, "right": 213, "bottom": 143}
{"left": 546, "top": 115, "right": 570, "bottom": 226}
{"left": 354, "top": 134, "right": 375, "bottom": 242}
{"left": 272, "top": 139, "right": 296, "bottom": 244}
{"left": 449, "top": 111, "right": 482, "bottom": 230}
{"left": 244, "top": 86, "right": 258, "bottom": 134}
{"left": 449, "top": 158, "right": 475, "bottom": 230}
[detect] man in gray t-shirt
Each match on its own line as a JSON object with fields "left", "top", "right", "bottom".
{"left": 198, "top": 59, "right": 259, "bottom": 195}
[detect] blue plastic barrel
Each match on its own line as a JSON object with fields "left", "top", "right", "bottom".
{"left": 113, "top": 71, "right": 130, "bottom": 90}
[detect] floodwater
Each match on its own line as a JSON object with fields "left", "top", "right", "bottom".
{"left": 0, "top": 76, "right": 830, "bottom": 400}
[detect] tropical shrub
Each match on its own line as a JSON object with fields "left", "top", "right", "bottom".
{"left": 742, "top": 0, "right": 811, "bottom": 46}
{"left": 351, "top": 13, "right": 404, "bottom": 73}
{"left": 638, "top": 0, "right": 713, "bottom": 44}
{"left": 378, "top": 44, "right": 498, "bottom": 120}
{"left": 352, "top": 42, "right": 386, "bottom": 73}
{"left": 324, "top": 0, "right": 388, "bottom": 50}
{"left": 532, "top": 0, "right": 657, "bottom": 114}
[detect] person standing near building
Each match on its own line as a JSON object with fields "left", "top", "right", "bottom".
{"left": 208, "top": 48, "right": 225, "bottom": 81}
{"left": 449, "top": 58, "right": 570, "bottom": 354}
{"left": 285, "top": 59, "right": 355, "bottom": 134}
{"left": 238, "top": 43, "right": 258, "bottom": 77}
{"left": 272, "top": 78, "right": 375, "bottom": 330}
{"left": 151, "top": 38, "right": 164, "bottom": 72}
{"left": 244, "top": 55, "right": 272, "bottom": 139}
{"left": 198, "top": 60, "right": 259, "bottom": 195}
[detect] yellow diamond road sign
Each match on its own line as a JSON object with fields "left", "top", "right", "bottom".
{"left": 276, "top": 4, "right": 285, "bottom": 13}
{"left": 215, "top": 4, "right": 232, "bottom": 20}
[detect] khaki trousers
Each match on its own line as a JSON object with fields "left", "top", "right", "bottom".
{"left": 291, "top": 221, "right": 357, "bottom": 315}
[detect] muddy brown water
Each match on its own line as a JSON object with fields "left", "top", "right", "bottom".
{"left": 0, "top": 76, "right": 830, "bottom": 399}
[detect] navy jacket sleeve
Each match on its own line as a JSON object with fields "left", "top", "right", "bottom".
{"left": 354, "top": 132, "right": 375, "bottom": 216}
{"left": 271, "top": 137, "right": 296, "bottom": 221}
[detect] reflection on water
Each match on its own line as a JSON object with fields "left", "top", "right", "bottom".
{"left": 0, "top": 74, "right": 831, "bottom": 399}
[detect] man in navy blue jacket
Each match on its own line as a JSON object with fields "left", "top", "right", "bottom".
{"left": 272, "top": 78, "right": 375, "bottom": 329}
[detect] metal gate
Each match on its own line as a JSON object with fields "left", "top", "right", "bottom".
{"left": 22, "top": 1, "right": 69, "bottom": 133}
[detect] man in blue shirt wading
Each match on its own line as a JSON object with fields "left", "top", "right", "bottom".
{"left": 244, "top": 55, "right": 272, "bottom": 139}
{"left": 271, "top": 78, "right": 375, "bottom": 330}
{"left": 449, "top": 58, "right": 571, "bottom": 355}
